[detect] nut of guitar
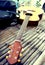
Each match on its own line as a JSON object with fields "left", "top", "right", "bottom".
{"left": 6, "top": 40, "right": 22, "bottom": 64}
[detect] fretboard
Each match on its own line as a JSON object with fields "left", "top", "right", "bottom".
{"left": 16, "top": 15, "right": 30, "bottom": 40}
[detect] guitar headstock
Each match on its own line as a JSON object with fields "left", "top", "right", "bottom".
{"left": 6, "top": 40, "right": 22, "bottom": 64}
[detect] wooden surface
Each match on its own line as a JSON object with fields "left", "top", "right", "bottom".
{"left": 0, "top": 13, "right": 45, "bottom": 65}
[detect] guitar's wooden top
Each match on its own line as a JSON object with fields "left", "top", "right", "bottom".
{"left": 17, "top": 6, "right": 44, "bottom": 14}
{"left": 20, "top": 12, "right": 39, "bottom": 21}
{"left": 17, "top": 6, "right": 44, "bottom": 21}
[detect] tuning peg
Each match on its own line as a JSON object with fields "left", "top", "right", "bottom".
{"left": 9, "top": 46, "right": 11, "bottom": 48}
{"left": 18, "top": 59, "right": 21, "bottom": 62}
{"left": 20, "top": 53, "right": 22, "bottom": 57}
{"left": 6, "top": 56, "right": 8, "bottom": 59}
{"left": 21, "top": 49, "right": 24, "bottom": 52}
{"left": 7, "top": 50, "right": 10, "bottom": 53}
{"left": 9, "top": 45, "right": 14, "bottom": 49}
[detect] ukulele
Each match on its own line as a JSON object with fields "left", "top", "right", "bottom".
{"left": 6, "top": 10, "right": 32, "bottom": 64}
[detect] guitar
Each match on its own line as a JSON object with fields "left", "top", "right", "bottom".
{"left": 17, "top": 6, "right": 44, "bottom": 25}
{"left": 6, "top": 11, "right": 32, "bottom": 64}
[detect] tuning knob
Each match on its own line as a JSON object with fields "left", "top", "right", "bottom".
{"left": 7, "top": 50, "right": 10, "bottom": 53}
{"left": 6, "top": 56, "right": 9, "bottom": 59}
{"left": 18, "top": 59, "right": 21, "bottom": 62}
{"left": 20, "top": 53, "right": 22, "bottom": 57}
{"left": 21, "top": 48, "right": 24, "bottom": 52}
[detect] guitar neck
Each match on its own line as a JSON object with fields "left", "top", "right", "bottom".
{"left": 16, "top": 15, "right": 30, "bottom": 40}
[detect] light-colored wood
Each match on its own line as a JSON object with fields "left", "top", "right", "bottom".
{"left": 17, "top": 6, "right": 44, "bottom": 21}
{"left": 33, "top": 50, "right": 45, "bottom": 65}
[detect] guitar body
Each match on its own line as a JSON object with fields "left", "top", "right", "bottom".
{"left": 19, "top": 18, "right": 39, "bottom": 26}
{"left": 17, "top": 6, "right": 43, "bottom": 26}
